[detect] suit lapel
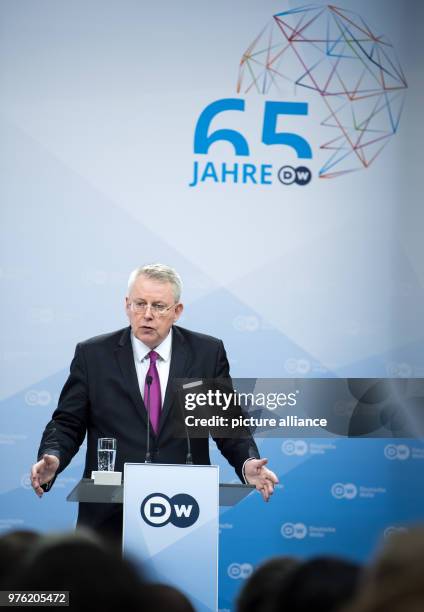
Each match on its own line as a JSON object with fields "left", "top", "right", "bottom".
{"left": 115, "top": 327, "right": 148, "bottom": 427}
{"left": 158, "top": 326, "right": 189, "bottom": 434}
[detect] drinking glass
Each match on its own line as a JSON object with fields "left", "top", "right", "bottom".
{"left": 97, "top": 438, "right": 117, "bottom": 471}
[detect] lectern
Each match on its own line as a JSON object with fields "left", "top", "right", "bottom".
{"left": 67, "top": 464, "right": 253, "bottom": 612}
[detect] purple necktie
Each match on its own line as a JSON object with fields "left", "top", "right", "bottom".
{"left": 144, "top": 351, "right": 161, "bottom": 434}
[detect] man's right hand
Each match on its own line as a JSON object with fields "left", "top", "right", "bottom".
{"left": 30, "top": 454, "right": 60, "bottom": 497}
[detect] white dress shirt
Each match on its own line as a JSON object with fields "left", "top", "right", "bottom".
{"left": 130, "top": 327, "right": 253, "bottom": 482}
{"left": 130, "top": 329, "right": 172, "bottom": 406}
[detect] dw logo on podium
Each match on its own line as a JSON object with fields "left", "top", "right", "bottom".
{"left": 141, "top": 493, "right": 200, "bottom": 528}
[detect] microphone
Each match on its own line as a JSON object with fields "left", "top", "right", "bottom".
{"left": 185, "top": 428, "right": 193, "bottom": 465}
{"left": 145, "top": 375, "right": 153, "bottom": 463}
{"left": 178, "top": 385, "right": 193, "bottom": 465}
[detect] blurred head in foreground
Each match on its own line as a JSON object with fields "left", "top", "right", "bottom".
{"left": 345, "top": 526, "right": 424, "bottom": 612}
{"left": 271, "top": 556, "right": 361, "bottom": 612}
{"left": 4, "top": 529, "right": 148, "bottom": 611}
{"left": 237, "top": 556, "right": 300, "bottom": 612}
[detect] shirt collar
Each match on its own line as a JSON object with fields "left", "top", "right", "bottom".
{"left": 131, "top": 328, "right": 173, "bottom": 363}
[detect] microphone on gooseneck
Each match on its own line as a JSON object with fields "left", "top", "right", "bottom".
{"left": 178, "top": 386, "right": 193, "bottom": 465}
{"left": 145, "top": 375, "right": 153, "bottom": 463}
{"left": 184, "top": 422, "right": 193, "bottom": 465}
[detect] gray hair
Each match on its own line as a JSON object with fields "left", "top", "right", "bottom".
{"left": 127, "top": 263, "right": 183, "bottom": 302}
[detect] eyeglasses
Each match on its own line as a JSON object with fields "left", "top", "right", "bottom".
{"left": 129, "top": 300, "right": 176, "bottom": 316}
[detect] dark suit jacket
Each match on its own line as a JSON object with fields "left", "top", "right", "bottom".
{"left": 38, "top": 325, "right": 259, "bottom": 537}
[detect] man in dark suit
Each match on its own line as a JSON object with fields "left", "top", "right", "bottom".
{"left": 31, "top": 264, "right": 278, "bottom": 537}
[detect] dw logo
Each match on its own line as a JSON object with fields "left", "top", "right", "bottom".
{"left": 281, "top": 522, "right": 307, "bottom": 539}
{"left": 281, "top": 440, "right": 308, "bottom": 456}
{"left": 384, "top": 444, "right": 410, "bottom": 461}
{"left": 227, "top": 563, "right": 253, "bottom": 580}
{"left": 331, "top": 483, "right": 358, "bottom": 500}
{"left": 384, "top": 526, "right": 407, "bottom": 539}
{"left": 278, "top": 165, "right": 311, "bottom": 185}
{"left": 140, "top": 493, "right": 200, "bottom": 528}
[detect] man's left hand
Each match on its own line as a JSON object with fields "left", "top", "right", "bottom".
{"left": 244, "top": 458, "right": 279, "bottom": 502}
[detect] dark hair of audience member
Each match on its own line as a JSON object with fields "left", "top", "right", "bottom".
{"left": 236, "top": 556, "right": 299, "bottom": 612}
{"left": 0, "top": 529, "right": 41, "bottom": 586}
{"left": 272, "top": 556, "right": 361, "bottom": 612}
{"left": 344, "top": 526, "right": 424, "bottom": 612}
{"left": 5, "top": 529, "right": 149, "bottom": 611}
{"left": 144, "top": 583, "right": 195, "bottom": 612}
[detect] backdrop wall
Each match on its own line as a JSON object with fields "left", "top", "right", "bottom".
{"left": 1, "top": 1, "right": 423, "bottom": 610}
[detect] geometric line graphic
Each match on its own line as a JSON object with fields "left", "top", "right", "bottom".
{"left": 237, "top": 3, "right": 408, "bottom": 178}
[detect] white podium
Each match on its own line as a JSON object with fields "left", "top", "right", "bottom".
{"left": 67, "top": 466, "right": 254, "bottom": 612}
{"left": 124, "top": 463, "right": 218, "bottom": 612}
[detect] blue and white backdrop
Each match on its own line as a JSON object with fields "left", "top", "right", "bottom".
{"left": 1, "top": 1, "right": 423, "bottom": 609}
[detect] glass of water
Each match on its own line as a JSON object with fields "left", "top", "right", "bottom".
{"left": 97, "top": 438, "right": 116, "bottom": 471}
